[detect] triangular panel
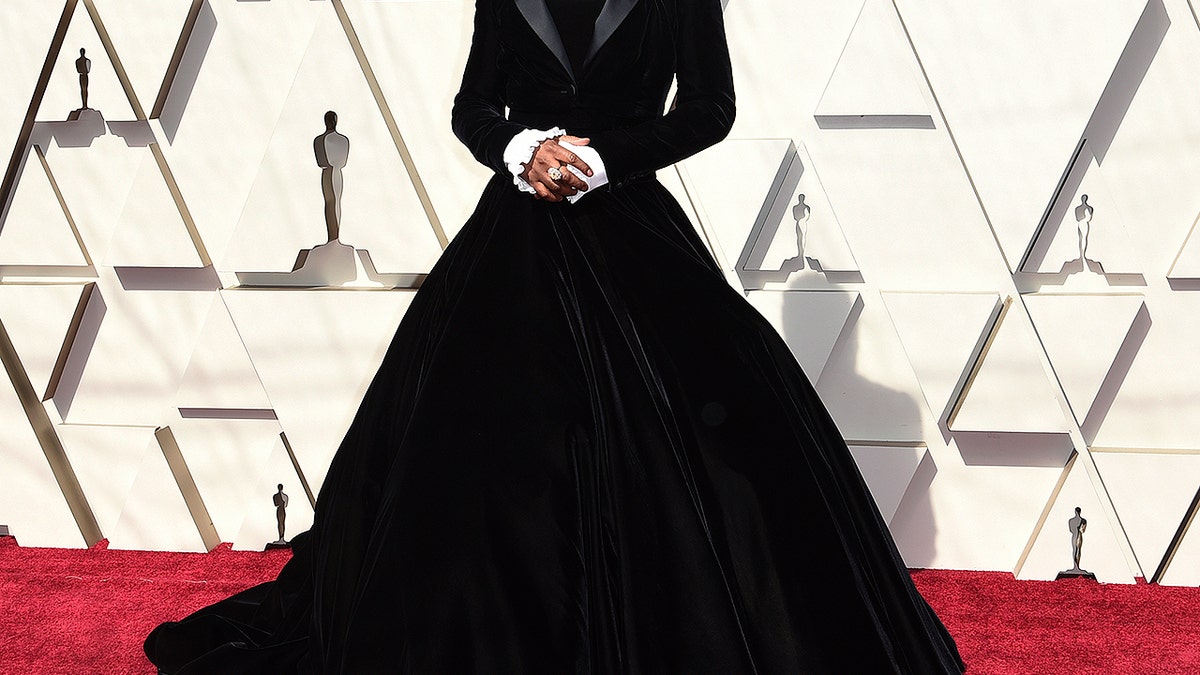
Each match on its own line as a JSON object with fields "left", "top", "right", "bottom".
{"left": 882, "top": 291, "right": 1000, "bottom": 423}
{"left": 175, "top": 294, "right": 273, "bottom": 412}
{"left": 234, "top": 435, "right": 314, "bottom": 551}
{"left": 146, "top": 0, "right": 323, "bottom": 266}
{"left": 684, "top": 139, "right": 857, "bottom": 290}
{"left": 1024, "top": 294, "right": 1146, "bottom": 424}
{"left": 952, "top": 308, "right": 1069, "bottom": 433}
{"left": 1092, "top": 450, "right": 1200, "bottom": 582}
{"left": 87, "top": 0, "right": 196, "bottom": 111}
{"left": 1017, "top": 455, "right": 1136, "bottom": 583}
{"left": 0, "top": 148, "right": 89, "bottom": 267}
{"left": 37, "top": 121, "right": 144, "bottom": 266}
{"left": 339, "top": 0, "right": 488, "bottom": 239}
{"left": 682, "top": 139, "right": 793, "bottom": 279}
{"left": 222, "top": 288, "right": 416, "bottom": 494}
{"left": 39, "top": 1, "right": 137, "bottom": 121}
{"left": 760, "top": 143, "right": 859, "bottom": 287}
{"left": 1023, "top": 151, "right": 1141, "bottom": 277}
{"left": 56, "top": 424, "right": 156, "bottom": 543}
{"left": 0, "top": 283, "right": 89, "bottom": 399}
{"left": 815, "top": 300, "right": 930, "bottom": 443}
{"left": 848, "top": 444, "right": 929, "bottom": 523}
{"left": 167, "top": 416, "right": 284, "bottom": 545}
{"left": 813, "top": 0, "right": 933, "bottom": 128}
{"left": 104, "top": 147, "right": 204, "bottom": 267}
{"left": 745, "top": 290, "right": 860, "bottom": 382}
{"left": 0, "top": 378, "right": 83, "bottom": 547}
{"left": 109, "top": 429, "right": 208, "bottom": 551}
{"left": 890, "top": 0, "right": 1151, "bottom": 271}
{"left": 55, "top": 272, "right": 214, "bottom": 425}
{"left": 222, "top": 11, "right": 442, "bottom": 275}
{"left": 0, "top": 1, "right": 66, "bottom": 155}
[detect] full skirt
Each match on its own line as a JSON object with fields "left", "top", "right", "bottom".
{"left": 145, "top": 176, "right": 965, "bottom": 673}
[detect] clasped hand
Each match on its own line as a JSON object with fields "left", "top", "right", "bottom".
{"left": 520, "top": 135, "right": 593, "bottom": 202}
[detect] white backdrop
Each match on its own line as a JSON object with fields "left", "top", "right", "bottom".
{"left": 1, "top": 0, "right": 1199, "bottom": 586}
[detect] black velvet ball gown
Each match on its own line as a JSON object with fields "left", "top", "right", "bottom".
{"left": 144, "top": 0, "right": 965, "bottom": 672}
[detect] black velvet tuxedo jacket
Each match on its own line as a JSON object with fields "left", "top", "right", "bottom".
{"left": 451, "top": 0, "right": 736, "bottom": 190}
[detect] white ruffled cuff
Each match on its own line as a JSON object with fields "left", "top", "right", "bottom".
{"left": 502, "top": 128, "right": 611, "bottom": 203}
{"left": 558, "top": 141, "right": 608, "bottom": 204}
{"left": 504, "top": 127, "right": 566, "bottom": 195}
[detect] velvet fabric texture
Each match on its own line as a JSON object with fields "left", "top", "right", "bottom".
{"left": 144, "top": 0, "right": 965, "bottom": 672}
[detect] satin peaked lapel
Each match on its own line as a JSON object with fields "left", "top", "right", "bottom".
{"left": 514, "top": 0, "right": 575, "bottom": 81}
{"left": 584, "top": 0, "right": 639, "bottom": 69}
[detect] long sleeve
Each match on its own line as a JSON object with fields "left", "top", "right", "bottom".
{"left": 586, "top": 0, "right": 736, "bottom": 188}
{"left": 451, "top": 0, "right": 529, "bottom": 176}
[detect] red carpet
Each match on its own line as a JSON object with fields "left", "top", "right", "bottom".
{"left": 910, "top": 568, "right": 1200, "bottom": 674}
{"left": 0, "top": 537, "right": 289, "bottom": 674}
{"left": 3, "top": 535, "right": 1200, "bottom": 673}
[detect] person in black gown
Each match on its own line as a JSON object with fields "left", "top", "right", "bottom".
{"left": 145, "top": 0, "right": 966, "bottom": 672}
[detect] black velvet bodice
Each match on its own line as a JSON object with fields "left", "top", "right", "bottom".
{"left": 452, "top": 0, "right": 736, "bottom": 190}
{"left": 545, "top": 0, "right": 605, "bottom": 75}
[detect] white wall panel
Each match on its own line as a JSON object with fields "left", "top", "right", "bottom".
{"left": 813, "top": 0, "right": 933, "bottom": 128}
{"left": 882, "top": 292, "right": 1000, "bottom": 423}
{"left": 1089, "top": 0, "right": 1200, "bottom": 277}
{"left": 801, "top": 126, "right": 1012, "bottom": 292}
{"left": 685, "top": 140, "right": 860, "bottom": 290}
{"left": 894, "top": 451, "right": 1071, "bottom": 572}
{"left": 222, "top": 288, "right": 416, "bottom": 493}
{"left": 166, "top": 416, "right": 290, "bottom": 548}
{"left": 0, "top": 149, "right": 89, "bottom": 267}
{"left": 745, "top": 290, "right": 859, "bottom": 382}
{"left": 1017, "top": 455, "right": 1138, "bottom": 583}
{"left": 234, "top": 435, "right": 314, "bottom": 551}
{"left": 52, "top": 268, "right": 213, "bottom": 425}
{"left": 221, "top": 8, "right": 442, "bottom": 275}
{"left": 0, "top": 2, "right": 64, "bottom": 178}
{"left": 87, "top": 0, "right": 195, "bottom": 112}
{"left": 152, "top": 0, "right": 324, "bottom": 267}
{"left": 108, "top": 429, "right": 208, "bottom": 552}
{"left": 1091, "top": 293, "right": 1200, "bottom": 450}
{"left": 35, "top": 121, "right": 144, "bottom": 266}
{"left": 893, "top": 0, "right": 1150, "bottom": 270}
{"left": 0, "top": 283, "right": 88, "bottom": 398}
{"left": 1024, "top": 151, "right": 1144, "bottom": 277}
{"left": 341, "top": 0, "right": 488, "bottom": 240}
{"left": 1024, "top": 294, "right": 1147, "bottom": 425}
{"left": 174, "top": 294, "right": 272, "bottom": 412}
{"left": 41, "top": 2, "right": 137, "bottom": 122}
{"left": 682, "top": 139, "right": 796, "bottom": 285}
{"left": 105, "top": 147, "right": 204, "bottom": 268}
{"left": 55, "top": 424, "right": 156, "bottom": 546}
{"left": 0, "top": 377, "right": 82, "bottom": 548}
{"left": 1092, "top": 450, "right": 1200, "bottom": 581}
{"left": 815, "top": 293, "right": 927, "bottom": 443}
{"left": 951, "top": 309, "right": 1069, "bottom": 434}
{"left": 721, "top": 1, "right": 863, "bottom": 138}
{"left": 848, "top": 443, "right": 929, "bottom": 524}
